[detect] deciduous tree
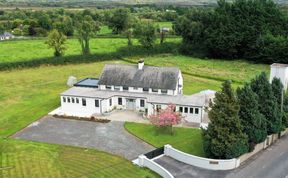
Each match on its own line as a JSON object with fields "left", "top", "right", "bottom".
{"left": 45, "top": 29, "right": 67, "bottom": 57}
{"left": 149, "top": 104, "right": 182, "bottom": 135}
{"left": 75, "top": 15, "right": 100, "bottom": 55}
{"left": 134, "top": 22, "right": 157, "bottom": 48}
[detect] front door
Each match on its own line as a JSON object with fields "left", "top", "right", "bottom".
{"left": 126, "top": 99, "right": 136, "bottom": 110}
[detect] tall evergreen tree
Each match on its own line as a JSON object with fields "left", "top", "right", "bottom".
{"left": 271, "top": 77, "right": 284, "bottom": 130}
{"left": 271, "top": 77, "right": 283, "bottom": 107}
{"left": 237, "top": 83, "right": 267, "bottom": 150}
{"left": 203, "top": 81, "right": 248, "bottom": 159}
{"left": 250, "top": 73, "right": 282, "bottom": 134}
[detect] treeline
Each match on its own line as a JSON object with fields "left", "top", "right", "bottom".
{"left": 204, "top": 74, "right": 288, "bottom": 159}
{"left": 174, "top": 0, "right": 288, "bottom": 64}
{"left": 0, "top": 6, "right": 182, "bottom": 37}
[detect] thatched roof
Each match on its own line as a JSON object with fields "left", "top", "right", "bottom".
{"left": 98, "top": 64, "right": 180, "bottom": 90}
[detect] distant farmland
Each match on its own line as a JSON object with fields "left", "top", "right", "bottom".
{"left": 3, "top": 0, "right": 288, "bottom": 6}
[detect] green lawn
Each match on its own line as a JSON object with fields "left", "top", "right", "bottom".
{"left": 0, "top": 139, "right": 157, "bottom": 178}
{"left": 0, "top": 38, "right": 181, "bottom": 64}
{"left": 125, "top": 122, "right": 205, "bottom": 157}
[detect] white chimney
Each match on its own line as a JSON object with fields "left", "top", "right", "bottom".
{"left": 138, "top": 59, "right": 144, "bottom": 70}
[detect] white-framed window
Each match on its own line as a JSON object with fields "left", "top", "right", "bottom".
{"left": 63, "top": 97, "right": 66, "bottom": 103}
{"left": 140, "top": 99, "right": 145, "bottom": 107}
{"left": 106, "top": 85, "right": 112, "bottom": 90}
{"left": 118, "top": 98, "right": 122, "bottom": 105}
{"left": 109, "top": 98, "right": 112, "bottom": 106}
{"left": 156, "top": 105, "right": 161, "bottom": 112}
{"left": 179, "top": 106, "right": 183, "bottom": 112}
{"left": 143, "top": 88, "right": 149, "bottom": 92}
{"left": 76, "top": 98, "right": 79, "bottom": 104}
{"left": 123, "top": 86, "right": 129, "bottom": 91}
{"left": 67, "top": 97, "right": 71, "bottom": 103}
{"left": 114, "top": 86, "right": 121, "bottom": 91}
{"left": 82, "top": 98, "right": 86, "bottom": 106}
{"left": 95, "top": 100, "right": 99, "bottom": 107}
{"left": 184, "top": 107, "right": 188, "bottom": 113}
{"left": 195, "top": 108, "right": 199, "bottom": 114}
{"left": 190, "top": 108, "right": 194, "bottom": 114}
{"left": 161, "top": 89, "right": 168, "bottom": 94}
{"left": 152, "top": 89, "right": 158, "bottom": 93}
{"left": 72, "top": 98, "right": 75, "bottom": 103}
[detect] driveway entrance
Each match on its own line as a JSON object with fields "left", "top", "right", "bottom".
{"left": 13, "top": 116, "right": 154, "bottom": 160}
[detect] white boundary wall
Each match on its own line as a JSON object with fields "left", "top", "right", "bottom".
{"left": 138, "top": 155, "right": 174, "bottom": 178}
{"left": 164, "top": 145, "right": 240, "bottom": 170}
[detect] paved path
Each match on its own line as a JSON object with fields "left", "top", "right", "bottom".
{"left": 12, "top": 116, "right": 154, "bottom": 160}
{"left": 101, "top": 110, "right": 149, "bottom": 123}
{"left": 155, "top": 135, "right": 288, "bottom": 178}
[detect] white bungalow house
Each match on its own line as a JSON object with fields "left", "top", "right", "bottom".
{"left": 56, "top": 60, "right": 214, "bottom": 124}
{"left": 270, "top": 63, "right": 288, "bottom": 91}
{"left": 0, "top": 32, "right": 14, "bottom": 41}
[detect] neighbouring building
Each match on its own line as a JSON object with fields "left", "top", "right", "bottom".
{"left": 0, "top": 32, "right": 14, "bottom": 41}
{"left": 54, "top": 60, "right": 215, "bottom": 124}
{"left": 270, "top": 63, "right": 288, "bottom": 90}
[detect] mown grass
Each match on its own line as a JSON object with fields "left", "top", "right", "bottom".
{"left": 0, "top": 38, "right": 181, "bottom": 66}
{"left": 0, "top": 139, "right": 158, "bottom": 178}
{"left": 124, "top": 122, "right": 205, "bottom": 157}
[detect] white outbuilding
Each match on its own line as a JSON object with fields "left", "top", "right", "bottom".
{"left": 270, "top": 63, "right": 288, "bottom": 90}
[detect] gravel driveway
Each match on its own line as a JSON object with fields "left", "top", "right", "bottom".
{"left": 12, "top": 116, "right": 154, "bottom": 160}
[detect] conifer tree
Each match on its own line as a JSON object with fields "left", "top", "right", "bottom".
{"left": 203, "top": 81, "right": 248, "bottom": 159}
{"left": 250, "top": 73, "right": 282, "bottom": 134}
{"left": 237, "top": 83, "right": 267, "bottom": 150}
{"left": 271, "top": 77, "right": 284, "bottom": 130}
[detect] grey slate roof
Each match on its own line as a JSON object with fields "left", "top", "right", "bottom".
{"left": 98, "top": 64, "right": 180, "bottom": 90}
{"left": 61, "top": 87, "right": 208, "bottom": 107}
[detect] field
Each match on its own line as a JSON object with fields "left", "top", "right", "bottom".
{"left": 0, "top": 37, "right": 180, "bottom": 64}
{"left": 0, "top": 36, "right": 269, "bottom": 177}
{"left": 125, "top": 122, "right": 205, "bottom": 156}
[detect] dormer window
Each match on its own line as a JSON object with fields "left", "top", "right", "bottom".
{"left": 106, "top": 85, "right": 112, "bottom": 90}
{"left": 152, "top": 89, "right": 158, "bottom": 93}
{"left": 123, "top": 86, "right": 128, "bottom": 91}
{"left": 161, "top": 89, "right": 167, "bottom": 94}
{"left": 143, "top": 88, "right": 149, "bottom": 92}
{"left": 114, "top": 86, "right": 121, "bottom": 91}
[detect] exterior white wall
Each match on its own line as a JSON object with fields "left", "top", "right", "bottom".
{"left": 176, "top": 106, "right": 203, "bottom": 123}
{"left": 270, "top": 66, "right": 288, "bottom": 90}
{"left": 61, "top": 95, "right": 148, "bottom": 116}
{"left": 138, "top": 155, "right": 174, "bottom": 178}
{"left": 147, "top": 103, "right": 203, "bottom": 124}
{"left": 61, "top": 96, "right": 101, "bottom": 117}
{"left": 164, "top": 145, "right": 240, "bottom": 170}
